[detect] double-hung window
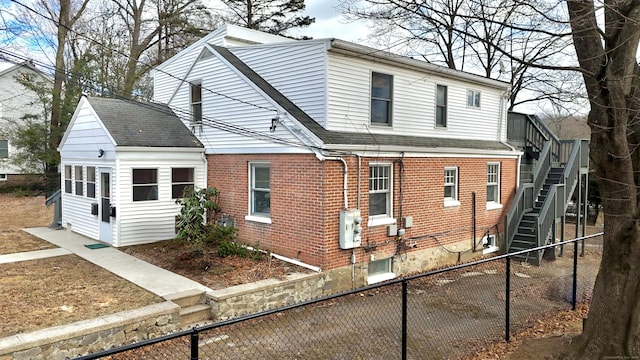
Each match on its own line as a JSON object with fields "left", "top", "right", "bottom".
{"left": 467, "top": 90, "right": 481, "bottom": 108}
{"left": 87, "top": 167, "right": 96, "bottom": 198}
{"left": 444, "top": 167, "right": 459, "bottom": 206}
{"left": 371, "top": 72, "right": 393, "bottom": 125}
{"left": 172, "top": 168, "right": 195, "bottom": 199}
{"left": 249, "top": 162, "right": 270, "bottom": 220}
{"left": 369, "top": 164, "right": 393, "bottom": 225}
{"left": 436, "top": 85, "right": 448, "bottom": 127}
{"left": 64, "top": 165, "right": 72, "bottom": 194}
{"left": 487, "top": 163, "right": 501, "bottom": 208}
{"left": 190, "top": 82, "right": 202, "bottom": 125}
{"left": 0, "top": 140, "right": 8, "bottom": 158}
{"left": 132, "top": 169, "right": 158, "bottom": 201}
{"left": 74, "top": 166, "right": 83, "bottom": 196}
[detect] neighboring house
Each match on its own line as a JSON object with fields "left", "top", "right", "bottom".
{"left": 152, "top": 24, "right": 521, "bottom": 291}
{"left": 58, "top": 97, "right": 206, "bottom": 246}
{"left": 0, "top": 61, "right": 51, "bottom": 187}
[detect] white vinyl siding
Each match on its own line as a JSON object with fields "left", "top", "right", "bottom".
{"left": 167, "top": 54, "right": 309, "bottom": 154}
{"left": 115, "top": 152, "right": 206, "bottom": 246}
{"left": 231, "top": 42, "right": 327, "bottom": 126}
{"left": 326, "top": 52, "right": 504, "bottom": 141}
{"left": 59, "top": 100, "right": 115, "bottom": 160}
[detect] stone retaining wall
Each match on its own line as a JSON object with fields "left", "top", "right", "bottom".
{"left": 0, "top": 302, "right": 180, "bottom": 360}
{"left": 209, "top": 272, "right": 324, "bottom": 321}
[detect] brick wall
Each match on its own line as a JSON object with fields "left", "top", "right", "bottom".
{"left": 207, "top": 154, "right": 517, "bottom": 272}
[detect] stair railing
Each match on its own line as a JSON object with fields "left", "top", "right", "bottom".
{"left": 534, "top": 139, "right": 584, "bottom": 249}
{"left": 505, "top": 140, "right": 554, "bottom": 251}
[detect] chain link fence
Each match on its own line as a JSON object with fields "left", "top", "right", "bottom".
{"left": 76, "top": 232, "right": 603, "bottom": 360}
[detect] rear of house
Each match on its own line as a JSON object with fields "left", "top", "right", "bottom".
{"left": 153, "top": 25, "right": 519, "bottom": 292}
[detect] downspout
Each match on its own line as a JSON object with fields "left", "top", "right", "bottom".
{"left": 315, "top": 153, "right": 348, "bottom": 210}
{"left": 316, "top": 153, "right": 355, "bottom": 287}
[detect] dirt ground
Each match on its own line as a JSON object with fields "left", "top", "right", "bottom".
{"left": 0, "top": 195, "right": 163, "bottom": 337}
{"left": 121, "top": 240, "right": 310, "bottom": 290}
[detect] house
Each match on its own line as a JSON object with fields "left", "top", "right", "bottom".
{"left": 57, "top": 97, "right": 206, "bottom": 246}
{"left": 150, "top": 24, "right": 525, "bottom": 291}
{"left": 0, "top": 61, "right": 51, "bottom": 187}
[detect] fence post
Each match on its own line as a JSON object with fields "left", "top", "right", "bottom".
{"left": 572, "top": 240, "right": 578, "bottom": 310}
{"left": 402, "top": 280, "right": 408, "bottom": 360}
{"left": 505, "top": 256, "right": 511, "bottom": 342}
{"left": 191, "top": 330, "right": 199, "bottom": 360}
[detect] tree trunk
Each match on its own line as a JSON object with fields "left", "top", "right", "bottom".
{"left": 565, "top": 1, "right": 640, "bottom": 357}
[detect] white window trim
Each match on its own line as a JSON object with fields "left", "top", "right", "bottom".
{"left": 486, "top": 162, "right": 501, "bottom": 209}
{"left": 482, "top": 234, "right": 499, "bottom": 254}
{"left": 0, "top": 174, "right": 6, "bottom": 181}
{"left": 444, "top": 167, "right": 459, "bottom": 207}
{"left": 367, "top": 257, "right": 396, "bottom": 284}
{"left": 248, "top": 161, "right": 271, "bottom": 220}
{"left": 368, "top": 162, "right": 394, "bottom": 226}
{"left": 435, "top": 84, "right": 448, "bottom": 128}
{"left": 132, "top": 168, "right": 159, "bottom": 202}
{"left": 467, "top": 89, "right": 481, "bottom": 108}
{"left": 370, "top": 71, "right": 393, "bottom": 126}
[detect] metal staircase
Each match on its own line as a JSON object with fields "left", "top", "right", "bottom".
{"left": 505, "top": 113, "right": 589, "bottom": 265}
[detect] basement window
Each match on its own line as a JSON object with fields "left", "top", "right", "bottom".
{"left": 0, "top": 174, "right": 6, "bottom": 181}
{"left": 367, "top": 257, "right": 396, "bottom": 284}
{"left": 482, "top": 234, "right": 499, "bottom": 255}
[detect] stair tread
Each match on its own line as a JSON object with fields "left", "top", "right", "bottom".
{"left": 180, "top": 304, "right": 211, "bottom": 315}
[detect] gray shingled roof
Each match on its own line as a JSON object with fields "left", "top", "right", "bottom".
{"left": 212, "top": 46, "right": 510, "bottom": 152}
{"left": 87, "top": 97, "right": 203, "bottom": 148}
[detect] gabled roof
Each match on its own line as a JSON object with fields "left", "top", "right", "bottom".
{"left": 87, "top": 97, "right": 203, "bottom": 148}
{"left": 0, "top": 61, "right": 52, "bottom": 82}
{"left": 211, "top": 46, "right": 510, "bottom": 152}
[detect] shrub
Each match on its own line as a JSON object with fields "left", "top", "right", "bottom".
{"left": 175, "top": 188, "right": 220, "bottom": 248}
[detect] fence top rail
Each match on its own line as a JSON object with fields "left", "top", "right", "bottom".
{"left": 75, "top": 232, "right": 604, "bottom": 360}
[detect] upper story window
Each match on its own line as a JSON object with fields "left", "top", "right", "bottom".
{"left": 436, "top": 84, "right": 448, "bottom": 127}
{"left": 444, "top": 167, "right": 459, "bottom": 206}
{"left": 487, "top": 162, "right": 501, "bottom": 206}
{"left": 249, "top": 162, "right": 270, "bottom": 218}
{"left": 369, "top": 164, "right": 393, "bottom": 224}
{"left": 133, "top": 169, "right": 158, "bottom": 201}
{"left": 467, "top": 90, "right": 481, "bottom": 108}
{"left": 64, "top": 165, "right": 72, "bottom": 194}
{"left": 371, "top": 72, "right": 393, "bottom": 125}
{"left": 87, "top": 167, "right": 96, "bottom": 198}
{"left": 74, "top": 166, "right": 83, "bottom": 196}
{"left": 0, "top": 140, "right": 8, "bottom": 158}
{"left": 172, "top": 168, "right": 195, "bottom": 199}
{"left": 190, "top": 82, "right": 202, "bottom": 125}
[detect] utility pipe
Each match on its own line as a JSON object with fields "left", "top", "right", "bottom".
{"left": 316, "top": 154, "right": 348, "bottom": 210}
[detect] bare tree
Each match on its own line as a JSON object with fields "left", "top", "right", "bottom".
{"left": 339, "top": 0, "right": 584, "bottom": 112}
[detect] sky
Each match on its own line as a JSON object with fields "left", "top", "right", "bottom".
{"left": 0, "top": 0, "right": 368, "bottom": 72}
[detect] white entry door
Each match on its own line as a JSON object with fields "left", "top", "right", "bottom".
{"left": 99, "top": 168, "right": 113, "bottom": 244}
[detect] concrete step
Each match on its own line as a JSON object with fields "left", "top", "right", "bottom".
{"left": 180, "top": 304, "right": 212, "bottom": 327}
{"left": 165, "top": 289, "right": 205, "bottom": 308}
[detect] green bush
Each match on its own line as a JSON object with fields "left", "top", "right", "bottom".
{"left": 175, "top": 188, "right": 220, "bottom": 248}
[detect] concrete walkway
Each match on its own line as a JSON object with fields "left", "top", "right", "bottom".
{"left": 22, "top": 227, "right": 211, "bottom": 298}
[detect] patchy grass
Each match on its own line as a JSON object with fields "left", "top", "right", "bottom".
{"left": 0, "top": 194, "right": 163, "bottom": 338}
